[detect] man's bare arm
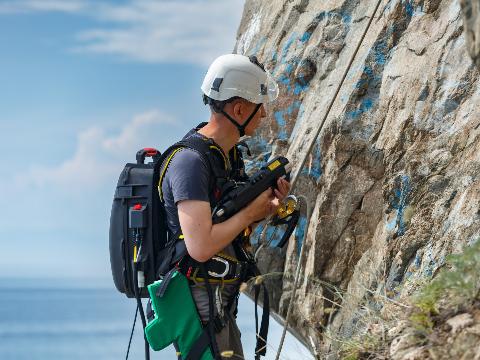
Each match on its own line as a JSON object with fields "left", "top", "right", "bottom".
{"left": 177, "top": 200, "right": 250, "bottom": 262}
{"left": 177, "top": 186, "right": 281, "bottom": 262}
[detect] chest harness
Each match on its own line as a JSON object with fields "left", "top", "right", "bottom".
{"left": 152, "top": 123, "right": 270, "bottom": 360}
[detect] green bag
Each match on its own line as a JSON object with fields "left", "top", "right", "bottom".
{"left": 145, "top": 270, "right": 214, "bottom": 360}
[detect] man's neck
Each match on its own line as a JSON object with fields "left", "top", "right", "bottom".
{"left": 197, "top": 117, "right": 239, "bottom": 154}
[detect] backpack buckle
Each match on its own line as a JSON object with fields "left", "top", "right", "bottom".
{"left": 207, "top": 256, "right": 230, "bottom": 278}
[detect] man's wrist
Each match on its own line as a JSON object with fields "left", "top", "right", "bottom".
{"left": 239, "top": 208, "right": 255, "bottom": 226}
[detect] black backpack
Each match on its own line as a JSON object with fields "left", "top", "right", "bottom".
{"left": 109, "top": 147, "right": 165, "bottom": 298}
{"left": 109, "top": 128, "right": 247, "bottom": 299}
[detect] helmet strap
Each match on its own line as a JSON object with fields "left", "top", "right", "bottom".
{"left": 220, "top": 103, "right": 262, "bottom": 137}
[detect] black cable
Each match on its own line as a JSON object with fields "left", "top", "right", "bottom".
{"left": 125, "top": 305, "right": 139, "bottom": 360}
{"left": 133, "top": 258, "right": 150, "bottom": 360}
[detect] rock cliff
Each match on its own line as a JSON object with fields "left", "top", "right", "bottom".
{"left": 234, "top": 0, "right": 480, "bottom": 358}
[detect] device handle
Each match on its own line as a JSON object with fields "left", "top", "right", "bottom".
{"left": 136, "top": 148, "right": 160, "bottom": 164}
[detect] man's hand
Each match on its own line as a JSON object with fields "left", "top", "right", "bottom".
{"left": 274, "top": 177, "right": 290, "bottom": 202}
{"left": 243, "top": 178, "right": 291, "bottom": 223}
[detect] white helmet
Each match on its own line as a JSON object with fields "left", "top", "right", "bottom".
{"left": 201, "top": 54, "right": 279, "bottom": 136}
{"left": 201, "top": 54, "right": 279, "bottom": 104}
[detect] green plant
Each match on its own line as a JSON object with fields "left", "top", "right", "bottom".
{"left": 410, "top": 239, "right": 480, "bottom": 332}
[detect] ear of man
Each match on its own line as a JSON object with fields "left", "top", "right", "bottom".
{"left": 229, "top": 98, "right": 255, "bottom": 124}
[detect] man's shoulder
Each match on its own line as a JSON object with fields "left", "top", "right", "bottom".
{"left": 163, "top": 145, "right": 210, "bottom": 183}
{"left": 170, "top": 147, "right": 208, "bottom": 167}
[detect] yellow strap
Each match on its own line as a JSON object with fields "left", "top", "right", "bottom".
{"left": 191, "top": 276, "right": 240, "bottom": 284}
{"left": 209, "top": 145, "right": 230, "bottom": 170}
{"left": 216, "top": 251, "right": 239, "bottom": 263}
{"left": 158, "top": 147, "right": 184, "bottom": 201}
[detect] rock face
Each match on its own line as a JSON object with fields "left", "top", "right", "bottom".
{"left": 234, "top": 0, "right": 480, "bottom": 357}
{"left": 461, "top": 0, "right": 480, "bottom": 68}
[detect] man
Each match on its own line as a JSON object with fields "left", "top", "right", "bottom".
{"left": 160, "top": 54, "right": 290, "bottom": 358}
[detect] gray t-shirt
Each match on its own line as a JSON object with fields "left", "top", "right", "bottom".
{"left": 162, "top": 148, "right": 210, "bottom": 236}
{"left": 161, "top": 140, "right": 240, "bottom": 321}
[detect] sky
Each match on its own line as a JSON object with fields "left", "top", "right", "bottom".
{"left": 0, "top": 0, "right": 246, "bottom": 279}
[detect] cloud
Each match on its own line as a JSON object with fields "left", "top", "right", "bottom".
{"left": 14, "top": 109, "right": 179, "bottom": 190}
{"left": 73, "top": 0, "right": 245, "bottom": 65}
{"left": 1, "top": 0, "right": 246, "bottom": 65}
{"left": 0, "top": 0, "right": 88, "bottom": 13}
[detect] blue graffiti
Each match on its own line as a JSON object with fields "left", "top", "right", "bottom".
{"left": 414, "top": 253, "right": 422, "bottom": 268}
{"left": 277, "top": 72, "right": 291, "bottom": 86}
{"left": 340, "top": 11, "right": 352, "bottom": 23}
{"left": 403, "top": 0, "right": 414, "bottom": 17}
{"left": 373, "top": 40, "right": 388, "bottom": 65}
{"left": 295, "top": 216, "right": 307, "bottom": 256}
{"left": 271, "top": 50, "right": 278, "bottom": 62}
{"left": 249, "top": 223, "right": 285, "bottom": 248}
{"left": 286, "top": 101, "right": 302, "bottom": 115}
{"left": 284, "top": 62, "right": 294, "bottom": 74}
{"left": 293, "top": 81, "right": 309, "bottom": 95}
{"left": 300, "top": 31, "right": 312, "bottom": 43}
{"left": 247, "top": 36, "right": 267, "bottom": 56}
{"left": 279, "top": 33, "right": 299, "bottom": 65}
{"left": 300, "top": 139, "right": 322, "bottom": 182}
{"left": 274, "top": 111, "right": 288, "bottom": 140}
{"left": 244, "top": 136, "right": 272, "bottom": 174}
{"left": 346, "top": 98, "right": 374, "bottom": 119}
{"left": 250, "top": 224, "right": 263, "bottom": 245}
{"left": 387, "top": 175, "right": 411, "bottom": 236}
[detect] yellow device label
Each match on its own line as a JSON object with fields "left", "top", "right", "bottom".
{"left": 268, "top": 159, "right": 281, "bottom": 171}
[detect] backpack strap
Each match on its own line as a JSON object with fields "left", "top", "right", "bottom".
{"left": 157, "top": 134, "right": 231, "bottom": 204}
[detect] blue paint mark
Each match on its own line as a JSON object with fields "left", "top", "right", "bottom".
{"left": 278, "top": 73, "right": 291, "bottom": 86}
{"left": 244, "top": 136, "right": 272, "bottom": 173}
{"left": 284, "top": 63, "right": 294, "bottom": 75}
{"left": 300, "top": 31, "right": 312, "bottom": 43}
{"left": 403, "top": 0, "right": 414, "bottom": 17}
{"left": 354, "top": 65, "right": 374, "bottom": 89}
{"left": 309, "top": 145, "right": 322, "bottom": 181}
{"left": 386, "top": 218, "right": 396, "bottom": 231}
{"left": 293, "top": 81, "right": 309, "bottom": 95}
{"left": 413, "top": 5, "right": 424, "bottom": 17}
{"left": 300, "top": 140, "right": 322, "bottom": 182}
{"left": 271, "top": 50, "right": 278, "bottom": 62}
{"left": 274, "top": 111, "right": 288, "bottom": 140}
{"left": 295, "top": 216, "right": 307, "bottom": 256}
{"left": 280, "top": 33, "right": 298, "bottom": 64}
{"left": 373, "top": 40, "right": 388, "bottom": 65}
{"left": 249, "top": 223, "right": 264, "bottom": 245}
{"left": 389, "top": 175, "right": 411, "bottom": 236}
{"left": 414, "top": 254, "right": 422, "bottom": 268}
{"left": 286, "top": 101, "right": 301, "bottom": 115}
{"left": 346, "top": 98, "right": 374, "bottom": 119}
{"left": 424, "top": 265, "right": 433, "bottom": 277}
{"left": 247, "top": 36, "right": 267, "bottom": 56}
{"left": 341, "top": 12, "right": 352, "bottom": 23}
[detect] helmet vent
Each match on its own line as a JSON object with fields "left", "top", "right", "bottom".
{"left": 260, "top": 84, "right": 267, "bottom": 95}
{"left": 211, "top": 77, "right": 223, "bottom": 92}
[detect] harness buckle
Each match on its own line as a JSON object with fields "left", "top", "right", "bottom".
{"left": 207, "top": 256, "right": 230, "bottom": 278}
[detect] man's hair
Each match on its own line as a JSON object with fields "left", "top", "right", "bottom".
{"left": 203, "top": 95, "right": 242, "bottom": 113}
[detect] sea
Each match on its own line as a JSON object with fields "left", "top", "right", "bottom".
{"left": 0, "top": 278, "right": 313, "bottom": 360}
